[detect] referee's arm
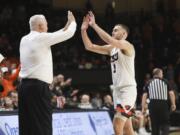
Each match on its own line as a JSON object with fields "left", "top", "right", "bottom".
{"left": 142, "top": 93, "right": 148, "bottom": 114}
{"left": 169, "top": 90, "right": 176, "bottom": 111}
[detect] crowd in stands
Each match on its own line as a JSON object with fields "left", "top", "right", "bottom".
{"left": 0, "top": 0, "right": 179, "bottom": 134}
{"left": 0, "top": 66, "right": 152, "bottom": 134}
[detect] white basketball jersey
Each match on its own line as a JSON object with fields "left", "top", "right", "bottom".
{"left": 110, "top": 47, "right": 136, "bottom": 88}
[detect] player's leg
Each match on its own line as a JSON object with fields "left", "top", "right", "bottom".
{"left": 112, "top": 87, "right": 136, "bottom": 135}
{"left": 113, "top": 112, "right": 127, "bottom": 135}
{"left": 112, "top": 88, "right": 125, "bottom": 135}
{"left": 120, "top": 87, "right": 137, "bottom": 135}
{"left": 124, "top": 118, "right": 134, "bottom": 135}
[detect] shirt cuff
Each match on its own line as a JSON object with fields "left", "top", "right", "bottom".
{"left": 69, "top": 21, "right": 77, "bottom": 30}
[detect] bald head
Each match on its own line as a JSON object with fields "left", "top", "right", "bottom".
{"left": 104, "top": 95, "right": 113, "bottom": 104}
{"left": 29, "top": 15, "right": 48, "bottom": 32}
{"left": 153, "top": 68, "right": 163, "bottom": 78}
{"left": 81, "top": 94, "right": 90, "bottom": 103}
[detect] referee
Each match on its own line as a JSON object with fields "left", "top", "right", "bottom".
{"left": 18, "top": 11, "right": 76, "bottom": 135}
{"left": 142, "top": 68, "right": 176, "bottom": 135}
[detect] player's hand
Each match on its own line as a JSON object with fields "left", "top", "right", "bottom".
{"left": 88, "top": 11, "right": 96, "bottom": 27}
{"left": 67, "top": 10, "right": 76, "bottom": 23}
{"left": 81, "top": 16, "right": 89, "bottom": 31}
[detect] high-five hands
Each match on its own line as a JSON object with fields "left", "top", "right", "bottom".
{"left": 81, "top": 11, "right": 96, "bottom": 31}
{"left": 81, "top": 16, "right": 89, "bottom": 31}
{"left": 88, "top": 11, "right": 96, "bottom": 27}
{"left": 63, "top": 10, "right": 76, "bottom": 31}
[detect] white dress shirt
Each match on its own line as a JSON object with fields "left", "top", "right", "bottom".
{"left": 19, "top": 21, "right": 77, "bottom": 84}
{"left": 0, "top": 53, "right": 4, "bottom": 63}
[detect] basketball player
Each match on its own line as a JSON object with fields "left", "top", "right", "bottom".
{"left": 81, "top": 12, "right": 137, "bottom": 135}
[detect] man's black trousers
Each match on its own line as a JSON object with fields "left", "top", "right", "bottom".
{"left": 18, "top": 79, "right": 52, "bottom": 135}
{"left": 149, "top": 100, "right": 170, "bottom": 135}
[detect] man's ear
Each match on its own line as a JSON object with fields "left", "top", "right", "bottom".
{"left": 39, "top": 24, "right": 43, "bottom": 32}
{"left": 123, "top": 32, "right": 127, "bottom": 38}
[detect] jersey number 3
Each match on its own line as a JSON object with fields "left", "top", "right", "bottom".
{"left": 111, "top": 52, "right": 118, "bottom": 73}
{"left": 113, "top": 63, "right": 116, "bottom": 73}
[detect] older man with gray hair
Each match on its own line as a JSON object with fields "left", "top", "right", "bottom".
{"left": 18, "top": 11, "right": 76, "bottom": 135}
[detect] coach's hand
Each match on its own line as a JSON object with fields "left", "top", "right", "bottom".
{"left": 63, "top": 11, "right": 76, "bottom": 31}
{"left": 68, "top": 11, "right": 76, "bottom": 23}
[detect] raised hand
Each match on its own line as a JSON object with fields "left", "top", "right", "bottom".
{"left": 63, "top": 10, "right": 76, "bottom": 31}
{"left": 88, "top": 11, "right": 96, "bottom": 27}
{"left": 68, "top": 10, "right": 76, "bottom": 23}
{"left": 81, "top": 15, "right": 89, "bottom": 31}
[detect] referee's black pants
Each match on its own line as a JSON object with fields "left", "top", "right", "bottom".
{"left": 18, "top": 79, "right": 52, "bottom": 135}
{"left": 149, "top": 100, "right": 170, "bottom": 135}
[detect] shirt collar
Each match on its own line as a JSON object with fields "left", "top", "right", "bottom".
{"left": 30, "top": 31, "right": 40, "bottom": 34}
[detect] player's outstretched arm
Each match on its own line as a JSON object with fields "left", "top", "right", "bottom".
{"left": 81, "top": 16, "right": 111, "bottom": 55}
{"left": 88, "top": 11, "right": 112, "bottom": 45}
{"left": 88, "top": 11, "right": 134, "bottom": 56}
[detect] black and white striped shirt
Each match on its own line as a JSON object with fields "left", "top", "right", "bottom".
{"left": 144, "top": 77, "right": 171, "bottom": 100}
